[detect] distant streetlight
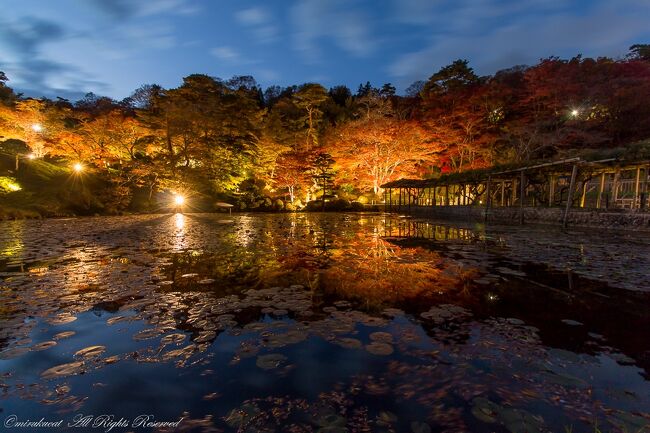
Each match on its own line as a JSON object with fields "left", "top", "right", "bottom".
{"left": 570, "top": 109, "right": 580, "bottom": 118}
{"left": 31, "top": 123, "right": 43, "bottom": 132}
{"left": 73, "top": 162, "right": 84, "bottom": 173}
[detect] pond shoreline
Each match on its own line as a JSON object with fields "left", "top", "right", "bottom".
{"left": 4, "top": 205, "right": 650, "bottom": 232}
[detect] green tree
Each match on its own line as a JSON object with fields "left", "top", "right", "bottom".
{"left": 423, "top": 59, "right": 480, "bottom": 95}
{"left": 628, "top": 44, "right": 650, "bottom": 61}
{"left": 309, "top": 152, "right": 335, "bottom": 210}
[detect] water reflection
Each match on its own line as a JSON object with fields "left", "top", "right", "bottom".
{"left": 0, "top": 213, "right": 648, "bottom": 433}
{"left": 174, "top": 212, "right": 185, "bottom": 230}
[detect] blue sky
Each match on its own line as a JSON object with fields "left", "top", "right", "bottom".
{"left": 1, "top": 0, "right": 649, "bottom": 100}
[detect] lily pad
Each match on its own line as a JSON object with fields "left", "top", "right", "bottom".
{"left": 224, "top": 403, "right": 261, "bottom": 428}
{"left": 31, "top": 341, "right": 57, "bottom": 351}
{"left": 365, "top": 342, "right": 394, "bottom": 356}
{"left": 561, "top": 319, "right": 583, "bottom": 326}
{"left": 470, "top": 397, "right": 501, "bottom": 423}
{"left": 256, "top": 353, "right": 288, "bottom": 370}
{"left": 335, "top": 338, "right": 362, "bottom": 350}
{"left": 41, "top": 361, "right": 85, "bottom": 379}
{"left": 53, "top": 331, "right": 76, "bottom": 340}
{"left": 369, "top": 332, "right": 393, "bottom": 343}
{"left": 74, "top": 345, "right": 106, "bottom": 359}
{"left": 161, "top": 333, "right": 186, "bottom": 345}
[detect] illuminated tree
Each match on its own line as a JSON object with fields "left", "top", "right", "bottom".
{"left": 292, "top": 83, "right": 329, "bottom": 151}
{"left": 274, "top": 152, "right": 309, "bottom": 203}
{"left": 330, "top": 117, "right": 434, "bottom": 195}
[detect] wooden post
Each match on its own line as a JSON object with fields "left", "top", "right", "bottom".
{"left": 548, "top": 175, "right": 555, "bottom": 207}
{"left": 612, "top": 167, "right": 620, "bottom": 206}
{"left": 433, "top": 186, "right": 437, "bottom": 206}
{"left": 512, "top": 177, "right": 517, "bottom": 206}
{"left": 563, "top": 164, "right": 579, "bottom": 228}
{"left": 445, "top": 185, "right": 449, "bottom": 206}
{"left": 580, "top": 180, "right": 587, "bottom": 208}
{"left": 596, "top": 172, "right": 605, "bottom": 209}
{"left": 484, "top": 175, "right": 492, "bottom": 222}
{"left": 634, "top": 166, "right": 641, "bottom": 209}
{"left": 641, "top": 165, "right": 650, "bottom": 209}
{"left": 500, "top": 181, "right": 505, "bottom": 206}
{"left": 519, "top": 170, "right": 525, "bottom": 224}
{"left": 408, "top": 188, "right": 411, "bottom": 212}
{"left": 397, "top": 186, "right": 402, "bottom": 212}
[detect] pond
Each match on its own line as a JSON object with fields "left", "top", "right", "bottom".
{"left": 0, "top": 213, "right": 649, "bottom": 433}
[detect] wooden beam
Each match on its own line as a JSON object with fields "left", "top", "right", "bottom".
{"left": 563, "top": 164, "right": 579, "bottom": 228}
{"left": 493, "top": 157, "right": 582, "bottom": 175}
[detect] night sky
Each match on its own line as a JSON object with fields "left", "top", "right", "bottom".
{"left": 2, "top": 0, "right": 649, "bottom": 100}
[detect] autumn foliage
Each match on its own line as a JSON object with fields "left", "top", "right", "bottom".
{"left": 1, "top": 47, "right": 650, "bottom": 212}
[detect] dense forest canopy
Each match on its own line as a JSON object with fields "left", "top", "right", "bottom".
{"left": 1, "top": 46, "right": 650, "bottom": 213}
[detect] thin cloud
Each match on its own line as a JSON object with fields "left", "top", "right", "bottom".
{"left": 388, "top": 0, "right": 650, "bottom": 88}
{"left": 211, "top": 46, "right": 240, "bottom": 62}
{"left": 0, "top": 16, "right": 109, "bottom": 98}
{"left": 291, "top": 0, "right": 375, "bottom": 62}
{"left": 236, "top": 7, "right": 279, "bottom": 44}
{"left": 236, "top": 7, "right": 268, "bottom": 26}
{"left": 84, "top": 0, "right": 199, "bottom": 19}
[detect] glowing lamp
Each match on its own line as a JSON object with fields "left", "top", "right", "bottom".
{"left": 73, "top": 162, "right": 84, "bottom": 173}
{"left": 31, "top": 123, "right": 43, "bottom": 132}
{"left": 570, "top": 109, "right": 579, "bottom": 117}
{"left": 27, "top": 153, "right": 36, "bottom": 160}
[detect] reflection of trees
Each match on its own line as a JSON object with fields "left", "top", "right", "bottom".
{"left": 160, "top": 214, "right": 483, "bottom": 312}
{"left": 321, "top": 239, "right": 469, "bottom": 308}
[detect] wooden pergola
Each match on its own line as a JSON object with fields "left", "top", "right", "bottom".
{"left": 382, "top": 158, "right": 650, "bottom": 227}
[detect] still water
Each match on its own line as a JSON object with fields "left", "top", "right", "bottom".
{"left": 0, "top": 213, "right": 648, "bottom": 433}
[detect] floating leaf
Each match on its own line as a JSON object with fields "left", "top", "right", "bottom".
{"left": 74, "top": 345, "right": 106, "bottom": 359}
{"left": 31, "top": 341, "right": 57, "bottom": 351}
{"left": 41, "top": 361, "right": 85, "bottom": 379}
{"left": 365, "top": 342, "right": 394, "bottom": 356}
{"left": 256, "top": 353, "right": 288, "bottom": 370}
{"left": 334, "top": 338, "right": 362, "bottom": 350}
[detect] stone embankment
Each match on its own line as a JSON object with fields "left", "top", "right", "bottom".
{"left": 405, "top": 205, "right": 650, "bottom": 230}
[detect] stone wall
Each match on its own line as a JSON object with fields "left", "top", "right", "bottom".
{"left": 401, "top": 205, "right": 650, "bottom": 230}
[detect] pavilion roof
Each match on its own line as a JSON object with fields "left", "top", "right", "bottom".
{"left": 381, "top": 157, "right": 650, "bottom": 189}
